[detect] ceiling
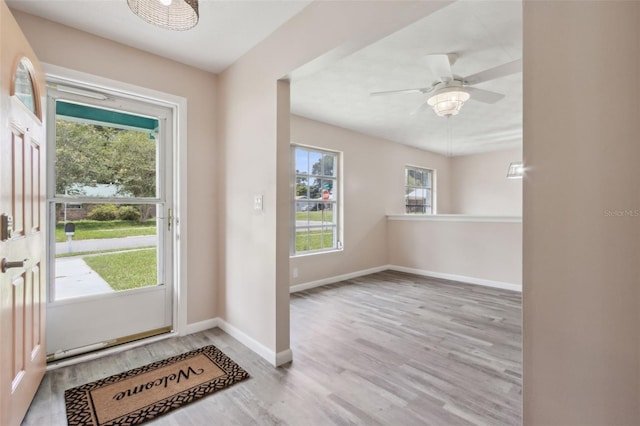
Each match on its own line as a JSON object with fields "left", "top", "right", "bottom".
{"left": 7, "top": 0, "right": 522, "bottom": 156}
{"left": 291, "top": 1, "right": 523, "bottom": 156}
{"left": 6, "top": 0, "right": 312, "bottom": 73}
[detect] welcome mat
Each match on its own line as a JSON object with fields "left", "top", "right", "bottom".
{"left": 64, "top": 345, "right": 250, "bottom": 425}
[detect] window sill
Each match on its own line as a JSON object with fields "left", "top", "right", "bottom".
{"left": 290, "top": 248, "right": 344, "bottom": 259}
{"left": 387, "top": 214, "right": 522, "bottom": 223}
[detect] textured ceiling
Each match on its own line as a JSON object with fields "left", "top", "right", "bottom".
{"left": 8, "top": 0, "right": 521, "bottom": 156}
{"left": 6, "top": 0, "right": 312, "bottom": 73}
{"left": 290, "top": 1, "right": 523, "bottom": 156}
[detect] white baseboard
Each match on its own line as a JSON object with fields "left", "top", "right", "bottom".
{"left": 290, "top": 265, "right": 389, "bottom": 293}
{"left": 217, "top": 319, "right": 292, "bottom": 367}
{"left": 275, "top": 348, "right": 293, "bottom": 366}
{"left": 388, "top": 265, "right": 522, "bottom": 292}
{"left": 181, "top": 318, "right": 220, "bottom": 336}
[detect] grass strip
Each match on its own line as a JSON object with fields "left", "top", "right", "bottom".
{"left": 55, "top": 220, "right": 156, "bottom": 242}
{"left": 84, "top": 248, "right": 157, "bottom": 291}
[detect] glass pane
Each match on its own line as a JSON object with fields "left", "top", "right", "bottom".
{"left": 14, "top": 60, "right": 36, "bottom": 114}
{"left": 320, "top": 179, "right": 335, "bottom": 201}
{"left": 321, "top": 203, "right": 335, "bottom": 225}
{"left": 309, "top": 151, "right": 323, "bottom": 175}
{"left": 295, "top": 208, "right": 309, "bottom": 225}
{"left": 295, "top": 148, "right": 309, "bottom": 174}
{"left": 322, "top": 154, "right": 336, "bottom": 177}
{"left": 53, "top": 202, "right": 158, "bottom": 300}
{"left": 55, "top": 108, "right": 158, "bottom": 198}
{"left": 295, "top": 231, "right": 309, "bottom": 252}
{"left": 321, "top": 227, "right": 335, "bottom": 250}
{"left": 295, "top": 176, "right": 309, "bottom": 199}
{"left": 308, "top": 177, "right": 322, "bottom": 199}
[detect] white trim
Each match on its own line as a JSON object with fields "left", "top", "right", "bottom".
{"left": 290, "top": 265, "right": 389, "bottom": 293}
{"left": 181, "top": 318, "right": 219, "bottom": 336}
{"left": 276, "top": 349, "right": 293, "bottom": 366}
{"left": 217, "top": 319, "right": 291, "bottom": 367}
{"left": 387, "top": 214, "right": 522, "bottom": 223}
{"left": 182, "top": 318, "right": 292, "bottom": 366}
{"left": 388, "top": 265, "right": 522, "bottom": 292}
{"left": 46, "top": 331, "right": 175, "bottom": 371}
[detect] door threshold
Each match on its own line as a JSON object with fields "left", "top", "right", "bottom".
{"left": 46, "top": 326, "right": 173, "bottom": 370}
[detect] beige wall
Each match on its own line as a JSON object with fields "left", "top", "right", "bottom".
{"left": 11, "top": 10, "right": 219, "bottom": 325}
{"left": 388, "top": 218, "right": 522, "bottom": 287}
{"left": 289, "top": 115, "right": 451, "bottom": 286}
{"left": 450, "top": 148, "right": 522, "bottom": 215}
{"left": 524, "top": 1, "right": 640, "bottom": 424}
{"left": 217, "top": 1, "right": 449, "bottom": 360}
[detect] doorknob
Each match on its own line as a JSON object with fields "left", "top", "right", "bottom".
{"left": 1, "top": 258, "right": 27, "bottom": 273}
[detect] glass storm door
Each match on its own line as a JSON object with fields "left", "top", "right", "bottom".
{"left": 45, "top": 83, "right": 174, "bottom": 360}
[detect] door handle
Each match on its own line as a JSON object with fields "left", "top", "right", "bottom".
{"left": 1, "top": 258, "right": 27, "bottom": 273}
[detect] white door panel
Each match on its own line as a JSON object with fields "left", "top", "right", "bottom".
{"left": 47, "top": 286, "right": 169, "bottom": 355}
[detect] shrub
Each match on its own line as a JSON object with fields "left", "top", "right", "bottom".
{"left": 87, "top": 204, "right": 118, "bottom": 221}
{"left": 117, "top": 206, "right": 141, "bottom": 221}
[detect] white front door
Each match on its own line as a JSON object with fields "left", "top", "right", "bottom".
{"left": 45, "top": 82, "right": 175, "bottom": 360}
{"left": 0, "top": 4, "right": 47, "bottom": 424}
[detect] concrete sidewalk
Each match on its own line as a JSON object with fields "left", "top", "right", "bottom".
{"left": 55, "top": 234, "right": 156, "bottom": 254}
{"left": 54, "top": 257, "right": 114, "bottom": 300}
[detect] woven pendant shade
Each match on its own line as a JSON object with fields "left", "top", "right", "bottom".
{"left": 128, "top": 0, "right": 199, "bottom": 31}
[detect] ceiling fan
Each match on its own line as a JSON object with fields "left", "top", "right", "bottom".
{"left": 370, "top": 53, "right": 522, "bottom": 117}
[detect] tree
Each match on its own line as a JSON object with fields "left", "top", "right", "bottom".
{"left": 55, "top": 119, "right": 157, "bottom": 221}
{"left": 308, "top": 155, "right": 335, "bottom": 199}
{"left": 55, "top": 120, "right": 116, "bottom": 195}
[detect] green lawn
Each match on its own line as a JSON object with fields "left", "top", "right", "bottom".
{"left": 55, "top": 220, "right": 156, "bottom": 242}
{"left": 84, "top": 248, "right": 157, "bottom": 291}
{"left": 296, "top": 229, "right": 334, "bottom": 252}
{"left": 295, "top": 211, "right": 333, "bottom": 222}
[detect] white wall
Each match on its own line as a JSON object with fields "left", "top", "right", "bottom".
{"left": 450, "top": 148, "right": 522, "bottom": 215}
{"left": 11, "top": 10, "right": 219, "bottom": 325}
{"left": 289, "top": 115, "right": 451, "bottom": 287}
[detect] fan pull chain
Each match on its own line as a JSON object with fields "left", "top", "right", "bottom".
{"left": 446, "top": 115, "right": 452, "bottom": 157}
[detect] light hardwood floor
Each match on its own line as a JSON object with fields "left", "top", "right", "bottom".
{"left": 22, "top": 271, "right": 522, "bottom": 425}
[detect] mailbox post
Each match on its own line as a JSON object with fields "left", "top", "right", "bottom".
{"left": 65, "top": 222, "right": 75, "bottom": 253}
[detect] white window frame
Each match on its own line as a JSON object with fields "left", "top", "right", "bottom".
{"left": 405, "top": 165, "right": 435, "bottom": 214}
{"left": 291, "top": 144, "right": 342, "bottom": 256}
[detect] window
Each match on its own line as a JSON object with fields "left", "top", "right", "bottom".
{"left": 405, "top": 166, "right": 434, "bottom": 214}
{"left": 292, "top": 145, "right": 340, "bottom": 255}
{"left": 13, "top": 59, "right": 37, "bottom": 115}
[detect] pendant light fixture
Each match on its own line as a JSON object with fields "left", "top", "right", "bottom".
{"left": 128, "top": 0, "right": 199, "bottom": 31}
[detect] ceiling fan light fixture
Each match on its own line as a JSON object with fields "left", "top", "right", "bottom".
{"left": 426, "top": 87, "right": 470, "bottom": 117}
{"left": 128, "top": 0, "right": 199, "bottom": 31}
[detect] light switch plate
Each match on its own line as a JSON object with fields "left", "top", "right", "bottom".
{"left": 254, "top": 195, "right": 263, "bottom": 211}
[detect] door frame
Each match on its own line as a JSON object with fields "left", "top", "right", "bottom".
{"left": 42, "top": 64, "right": 189, "bottom": 366}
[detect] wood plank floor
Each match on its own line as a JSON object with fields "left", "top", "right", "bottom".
{"left": 22, "top": 271, "right": 522, "bottom": 425}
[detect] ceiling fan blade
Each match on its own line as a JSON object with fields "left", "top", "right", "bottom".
{"left": 370, "top": 87, "right": 430, "bottom": 96}
{"left": 466, "top": 87, "right": 505, "bottom": 104}
{"left": 463, "top": 58, "right": 522, "bottom": 85}
{"left": 410, "top": 100, "right": 431, "bottom": 116}
{"left": 425, "top": 54, "right": 453, "bottom": 82}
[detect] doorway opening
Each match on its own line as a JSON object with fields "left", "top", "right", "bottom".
{"left": 45, "top": 78, "right": 178, "bottom": 361}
